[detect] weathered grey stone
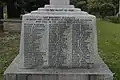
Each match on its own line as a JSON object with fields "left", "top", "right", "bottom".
{"left": 4, "top": 0, "right": 113, "bottom": 80}
{"left": 22, "top": 14, "right": 96, "bottom": 68}
{"left": 50, "top": 0, "right": 69, "bottom": 5}
{"left": 5, "top": 74, "right": 16, "bottom": 80}
{"left": 4, "top": 54, "right": 113, "bottom": 80}
{"left": 44, "top": 5, "right": 74, "bottom": 8}
{"left": 17, "top": 75, "right": 27, "bottom": 80}
{"left": 21, "top": 5, "right": 94, "bottom": 68}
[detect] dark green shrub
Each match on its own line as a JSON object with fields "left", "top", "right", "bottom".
{"left": 104, "top": 16, "right": 120, "bottom": 24}
{"left": 75, "top": 1, "right": 87, "bottom": 11}
{"left": 95, "top": 15, "right": 102, "bottom": 18}
{"left": 100, "top": 3, "right": 116, "bottom": 18}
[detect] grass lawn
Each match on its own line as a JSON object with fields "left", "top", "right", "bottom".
{"left": 0, "top": 33, "right": 20, "bottom": 79}
{"left": 0, "top": 20, "right": 119, "bottom": 80}
{"left": 97, "top": 20, "right": 120, "bottom": 80}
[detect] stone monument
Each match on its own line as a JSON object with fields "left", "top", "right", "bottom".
{"left": 4, "top": 0, "right": 113, "bottom": 80}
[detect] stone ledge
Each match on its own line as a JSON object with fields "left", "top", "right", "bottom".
{"left": 4, "top": 54, "right": 113, "bottom": 77}
{"left": 44, "top": 5, "right": 74, "bottom": 8}
{"left": 0, "top": 19, "right": 22, "bottom": 23}
{"left": 0, "top": 19, "right": 22, "bottom": 32}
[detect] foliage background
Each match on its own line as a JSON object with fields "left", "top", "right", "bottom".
{"left": 0, "top": 0, "right": 119, "bottom": 15}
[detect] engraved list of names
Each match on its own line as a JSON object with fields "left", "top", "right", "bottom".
{"left": 23, "top": 16, "right": 94, "bottom": 68}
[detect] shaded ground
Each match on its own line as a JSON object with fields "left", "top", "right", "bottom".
{"left": 0, "top": 20, "right": 120, "bottom": 80}
{"left": 0, "top": 32, "right": 20, "bottom": 78}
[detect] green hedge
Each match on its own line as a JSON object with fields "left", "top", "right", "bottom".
{"left": 100, "top": 3, "right": 116, "bottom": 18}
{"left": 104, "top": 16, "right": 120, "bottom": 24}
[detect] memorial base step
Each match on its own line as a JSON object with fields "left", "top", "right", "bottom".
{"left": 4, "top": 54, "right": 113, "bottom": 80}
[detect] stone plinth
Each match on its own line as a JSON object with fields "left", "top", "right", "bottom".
{"left": 4, "top": 2, "right": 113, "bottom": 80}
{"left": 4, "top": 54, "right": 113, "bottom": 80}
{"left": 22, "top": 7, "right": 96, "bottom": 69}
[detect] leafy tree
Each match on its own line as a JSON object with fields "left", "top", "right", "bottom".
{"left": 86, "top": 0, "right": 102, "bottom": 14}
{"left": 112, "top": 0, "right": 119, "bottom": 13}
{"left": 70, "top": 0, "right": 88, "bottom": 11}
{"left": 100, "top": 3, "right": 116, "bottom": 18}
{"left": 86, "top": 0, "right": 117, "bottom": 15}
{"left": 14, "top": 0, "right": 49, "bottom": 13}
{"left": 76, "top": 0, "right": 87, "bottom": 11}
{"left": 0, "top": 0, "right": 9, "bottom": 5}
{"left": 0, "top": 0, "right": 6, "bottom": 6}
{"left": 0, "top": 0, "right": 49, "bottom": 14}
